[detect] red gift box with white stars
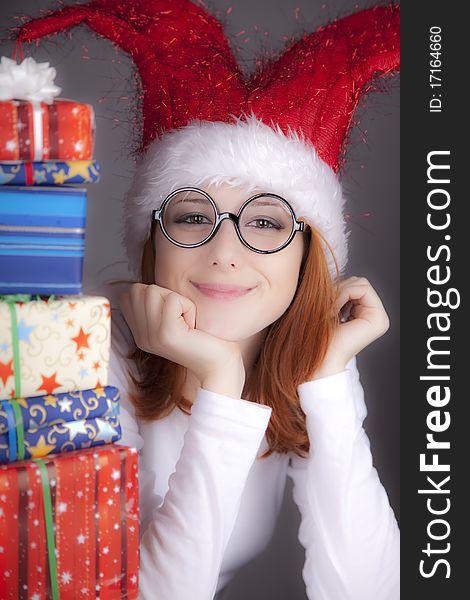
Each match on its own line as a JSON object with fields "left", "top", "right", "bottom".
{"left": 0, "top": 295, "right": 111, "bottom": 402}
{"left": 0, "top": 444, "right": 139, "bottom": 599}
{"left": 0, "top": 99, "right": 95, "bottom": 162}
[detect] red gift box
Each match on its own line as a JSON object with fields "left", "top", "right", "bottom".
{"left": 0, "top": 445, "right": 139, "bottom": 599}
{"left": 0, "top": 99, "right": 95, "bottom": 161}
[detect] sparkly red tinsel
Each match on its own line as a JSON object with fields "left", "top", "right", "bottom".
{"left": 16, "top": 0, "right": 400, "bottom": 172}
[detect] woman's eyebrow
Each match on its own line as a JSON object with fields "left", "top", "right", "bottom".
{"left": 173, "top": 196, "right": 281, "bottom": 209}
{"left": 173, "top": 196, "right": 208, "bottom": 205}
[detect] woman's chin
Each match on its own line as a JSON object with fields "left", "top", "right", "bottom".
{"left": 195, "top": 315, "right": 242, "bottom": 342}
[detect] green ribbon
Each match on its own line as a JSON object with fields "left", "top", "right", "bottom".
{"left": 0, "top": 294, "right": 32, "bottom": 303}
{"left": 0, "top": 294, "right": 56, "bottom": 302}
{"left": 10, "top": 399, "right": 25, "bottom": 461}
{"left": 33, "top": 458, "right": 60, "bottom": 600}
{"left": 7, "top": 302, "right": 21, "bottom": 398}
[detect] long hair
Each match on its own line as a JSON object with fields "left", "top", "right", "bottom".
{"left": 127, "top": 217, "right": 340, "bottom": 459}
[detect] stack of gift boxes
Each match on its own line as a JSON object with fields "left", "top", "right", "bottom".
{"left": 0, "top": 57, "right": 138, "bottom": 599}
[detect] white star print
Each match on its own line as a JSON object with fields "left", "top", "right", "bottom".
{"left": 77, "top": 533, "right": 86, "bottom": 544}
{"left": 57, "top": 502, "right": 67, "bottom": 513}
{"left": 111, "top": 469, "right": 120, "bottom": 481}
{"left": 74, "top": 140, "right": 84, "bottom": 152}
{"left": 58, "top": 398, "right": 73, "bottom": 413}
{"left": 61, "top": 571, "right": 72, "bottom": 584}
{"left": 5, "top": 140, "right": 17, "bottom": 151}
{"left": 102, "top": 546, "right": 109, "bottom": 555}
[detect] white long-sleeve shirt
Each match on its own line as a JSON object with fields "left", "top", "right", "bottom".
{"left": 106, "top": 294, "right": 400, "bottom": 600}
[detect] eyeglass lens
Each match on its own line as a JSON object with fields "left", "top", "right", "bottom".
{"left": 161, "top": 190, "right": 295, "bottom": 251}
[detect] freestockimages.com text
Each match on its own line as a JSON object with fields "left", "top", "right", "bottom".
{"left": 418, "top": 150, "right": 459, "bottom": 579}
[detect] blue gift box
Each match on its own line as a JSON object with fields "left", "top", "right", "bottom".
{"left": 0, "top": 385, "right": 121, "bottom": 463}
{"left": 0, "top": 186, "right": 86, "bottom": 294}
{"left": 0, "top": 160, "right": 101, "bottom": 186}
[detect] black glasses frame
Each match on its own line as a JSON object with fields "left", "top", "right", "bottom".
{"left": 151, "top": 186, "right": 305, "bottom": 254}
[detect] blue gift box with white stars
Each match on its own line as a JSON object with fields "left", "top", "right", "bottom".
{"left": 0, "top": 160, "right": 101, "bottom": 186}
{"left": 0, "top": 385, "right": 121, "bottom": 463}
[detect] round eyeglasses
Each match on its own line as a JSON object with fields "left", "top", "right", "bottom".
{"left": 151, "top": 187, "right": 305, "bottom": 254}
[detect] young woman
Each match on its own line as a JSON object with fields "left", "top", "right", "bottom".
{"left": 112, "top": 172, "right": 400, "bottom": 599}
{"left": 18, "top": 2, "right": 401, "bottom": 598}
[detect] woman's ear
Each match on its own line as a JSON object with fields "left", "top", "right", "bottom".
{"left": 141, "top": 237, "right": 156, "bottom": 284}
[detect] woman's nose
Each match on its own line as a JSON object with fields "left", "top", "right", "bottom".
{"left": 206, "top": 217, "right": 245, "bottom": 264}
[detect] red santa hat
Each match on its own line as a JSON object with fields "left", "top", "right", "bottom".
{"left": 17, "top": 0, "right": 400, "bottom": 277}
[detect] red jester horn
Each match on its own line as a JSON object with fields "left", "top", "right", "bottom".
{"left": 16, "top": 0, "right": 400, "bottom": 277}
{"left": 17, "top": 0, "right": 399, "bottom": 170}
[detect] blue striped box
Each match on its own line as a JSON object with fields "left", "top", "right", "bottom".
{"left": 0, "top": 186, "right": 86, "bottom": 294}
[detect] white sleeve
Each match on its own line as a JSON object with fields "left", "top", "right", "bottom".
{"left": 107, "top": 310, "right": 272, "bottom": 600}
{"left": 138, "top": 388, "right": 271, "bottom": 600}
{"left": 287, "top": 357, "right": 400, "bottom": 600}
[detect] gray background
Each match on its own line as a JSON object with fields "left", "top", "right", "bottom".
{"left": 0, "top": 1, "right": 399, "bottom": 598}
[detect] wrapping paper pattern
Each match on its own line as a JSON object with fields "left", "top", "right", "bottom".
{"left": 0, "top": 99, "right": 95, "bottom": 161}
{"left": 0, "top": 295, "right": 110, "bottom": 401}
{"left": 0, "top": 386, "right": 121, "bottom": 463}
{"left": 0, "top": 160, "right": 101, "bottom": 185}
{"left": 0, "top": 444, "right": 139, "bottom": 599}
{"left": 0, "top": 186, "right": 86, "bottom": 294}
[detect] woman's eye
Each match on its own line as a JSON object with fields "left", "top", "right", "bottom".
{"left": 248, "top": 218, "right": 282, "bottom": 230}
{"left": 176, "top": 213, "right": 211, "bottom": 224}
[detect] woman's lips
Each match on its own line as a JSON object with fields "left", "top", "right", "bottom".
{"left": 191, "top": 281, "right": 255, "bottom": 300}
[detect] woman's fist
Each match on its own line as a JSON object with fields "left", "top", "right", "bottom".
{"left": 315, "top": 276, "right": 390, "bottom": 378}
{"left": 118, "top": 283, "right": 246, "bottom": 395}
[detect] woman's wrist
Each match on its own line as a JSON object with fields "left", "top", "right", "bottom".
{"left": 312, "top": 361, "right": 347, "bottom": 380}
{"left": 201, "top": 356, "right": 246, "bottom": 399}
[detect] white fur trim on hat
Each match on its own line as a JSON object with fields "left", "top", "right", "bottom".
{"left": 122, "top": 113, "right": 349, "bottom": 278}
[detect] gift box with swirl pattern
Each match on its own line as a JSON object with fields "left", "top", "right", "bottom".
{"left": 0, "top": 295, "right": 110, "bottom": 401}
{"left": 0, "top": 160, "right": 101, "bottom": 186}
{"left": 0, "top": 386, "right": 121, "bottom": 463}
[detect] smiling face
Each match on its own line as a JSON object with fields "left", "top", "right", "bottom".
{"left": 153, "top": 181, "right": 306, "bottom": 341}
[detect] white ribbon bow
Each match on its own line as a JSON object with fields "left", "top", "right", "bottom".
{"left": 0, "top": 56, "right": 62, "bottom": 104}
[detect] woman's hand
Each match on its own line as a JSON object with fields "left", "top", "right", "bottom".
{"left": 118, "top": 283, "right": 246, "bottom": 398}
{"left": 314, "top": 276, "right": 390, "bottom": 379}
